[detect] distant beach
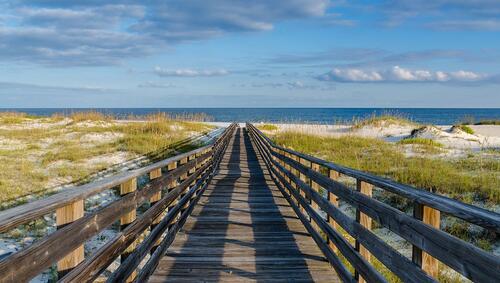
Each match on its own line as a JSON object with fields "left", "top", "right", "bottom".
{"left": 2, "top": 108, "right": 500, "bottom": 125}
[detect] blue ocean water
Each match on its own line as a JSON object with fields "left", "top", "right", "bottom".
{"left": 3, "top": 108, "right": 500, "bottom": 125}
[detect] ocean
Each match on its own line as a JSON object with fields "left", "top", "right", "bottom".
{"left": 3, "top": 108, "right": 500, "bottom": 125}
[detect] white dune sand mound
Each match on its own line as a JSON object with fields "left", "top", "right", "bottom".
{"left": 410, "top": 125, "right": 500, "bottom": 149}
{"left": 350, "top": 121, "right": 416, "bottom": 142}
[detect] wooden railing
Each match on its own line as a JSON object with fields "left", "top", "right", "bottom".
{"left": 247, "top": 123, "right": 500, "bottom": 283}
{"left": 0, "top": 123, "right": 237, "bottom": 283}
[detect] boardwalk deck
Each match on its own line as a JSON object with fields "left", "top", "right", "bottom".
{"left": 150, "top": 127, "right": 340, "bottom": 282}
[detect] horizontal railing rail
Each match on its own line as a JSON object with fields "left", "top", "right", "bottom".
{"left": 247, "top": 123, "right": 500, "bottom": 283}
{"left": 0, "top": 123, "right": 237, "bottom": 282}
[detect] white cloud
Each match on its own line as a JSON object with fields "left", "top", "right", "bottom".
{"left": 154, "top": 67, "right": 229, "bottom": 77}
{"left": 247, "top": 80, "right": 333, "bottom": 90}
{"left": 318, "top": 66, "right": 490, "bottom": 83}
{"left": 0, "top": 81, "right": 112, "bottom": 92}
{"left": 0, "top": 1, "right": 329, "bottom": 66}
{"left": 319, "top": 69, "right": 383, "bottom": 82}
{"left": 137, "top": 81, "right": 177, "bottom": 88}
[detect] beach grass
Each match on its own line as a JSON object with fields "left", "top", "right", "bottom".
{"left": 454, "top": 124, "right": 475, "bottom": 134}
{"left": 272, "top": 132, "right": 500, "bottom": 203}
{"left": 0, "top": 111, "right": 214, "bottom": 208}
{"left": 257, "top": 124, "right": 279, "bottom": 131}
{"left": 397, "top": 137, "right": 444, "bottom": 147}
{"left": 351, "top": 113, "right": 416, "bottom": 129}
{"left": 475, "top": 120, "right": 500, "bottom": 125}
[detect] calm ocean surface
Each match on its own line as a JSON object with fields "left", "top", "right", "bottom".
{"left": 4, "top": 108, "right": 500, "bottom": 125}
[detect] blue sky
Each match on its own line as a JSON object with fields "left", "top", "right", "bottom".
{"left": 0, "top": 0, "right": 499, "bottom": 107}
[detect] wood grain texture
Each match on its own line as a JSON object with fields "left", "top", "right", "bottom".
{"left": 56, "top": 199, "right": 84, "bottom": 277}
{"left": 422, "top": 206, "right": 440, "bottom": 278}
{"left": 260, "top": 133, "right": 500, "bottom": 233}
{"left": 247, "top": 123, "right": 500, "bottom": 283}
{"left": 120, "top": 178, "right": 137, "bottom": 282}
{"left": 271, "top": 149, "right": 499, "bottom": 282}
{"left": 328, "top": 169, "right": 340, "bottom": 253}
{"left": 0, "top": 144, "right": 213, "bottom": 233}
{"left": 355, "top": 180, "right": 373, "bottom": 283}
{"left": 150, "top": 127, "right": 340, "bottom": 283}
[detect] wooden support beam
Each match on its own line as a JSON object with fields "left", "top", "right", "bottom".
{"left": 56, "top": 199, "right": 84, "bottom": 278}
{"left": 298, "top": 157, "right": 308, "bottom": 215}
{"left": 413, "top": 202, "right": 441, "bottom": 278}
{"left": 120, "top": 177, "right": 137, "bottom": 282}
{"left": 149, "top": 168, "right": 162, "bottom": 254}
{"left": 355, "top": 180, "right": 373, "bottom": 283}
{"left": 311, "top": 162, "right": 321, "bottom": 232}
{"left": 179, "top": 157, "right": 190, "bottom": 213}
{"left": 167, "top": 161, "right": 178, "bottom": 230}
{"left": 327, "top": 169, "right": 340, "bottom": 253}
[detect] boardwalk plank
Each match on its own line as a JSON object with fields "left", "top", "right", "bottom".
{"left": 149, "top": 127, "right": 340, "bottom": 282}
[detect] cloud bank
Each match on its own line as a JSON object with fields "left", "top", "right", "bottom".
{"left": 317, "top": 66, "right": 490, "bottom": 83}
{"left": 154, "top": 67, "right": 229, "bottom": 77}
{"left": 0, "top": 0, "right": 329, "bottom": 66}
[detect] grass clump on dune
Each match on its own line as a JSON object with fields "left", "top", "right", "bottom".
{"left": 257, "top": 124, "right": 279, "bottom": 131}
{"left": 454, "top": 124, "right": 475, "bottom": 135}
{"left": 69, "top": 111, "right": 113, "bottom": 123}
{"left": 351, "top": 113, "right": 416, "bottom": 129}
{"left": 0, "top": 112, "right": 34, "bottom": 124}
{"left": 397, "top": 138, "right": 443, "bottom": 147}
{"left": 474, "top": 120, "right": 500, "bottom": 125}
{"left": 272, "top": 132, "right": 500, "bottom": 203}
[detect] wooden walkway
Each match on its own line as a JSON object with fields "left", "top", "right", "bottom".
{"left": 150, "top": 127, "right": 340, "bottom": 282}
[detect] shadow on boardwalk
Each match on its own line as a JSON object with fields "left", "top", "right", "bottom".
{"left": 150, "top": 127, "right": 337, "bottom": 282}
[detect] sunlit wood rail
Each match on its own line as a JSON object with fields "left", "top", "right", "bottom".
{"left": 247, "top": 123, "right": 500, "bottom": 283}
{"left": 149, "top": 127, "right": 340, "bottom": 282}
{"left": 0, "top": 124, "right": 236, "bottom": 282}
{"left": 0, "top": 122, "right": 499, "bottom": 283}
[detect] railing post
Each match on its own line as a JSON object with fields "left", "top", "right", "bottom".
{"left": 355, "top": 180, "right": 372, "bottom": 283}
{"left": 328, "top": 170, "right": 340, "bottom": 253}
{"left": 56, "top": 199, "right": 84, "bottom": 278}
{"left": 179, "top": 157, "right": 190, "bottom": 213}
{"left": 298, "top": 157, "right": 309, "bottom": 215}
{"left": 167, "top": 161, "right": 178, "bottom": 230}
{"left": 120, "top": 177, "right": 137, "bottom": 282}
{"left": 149, "top": 168, "right": 162, "bottom": 254}
{"left": 310, "top": 163, "right": 321, "bottom": 232}
{"left": 290, "top": 154, "right": 300, "bottom": 206}
{"left": 188, "top": 154, "right": 199, "bottom": 203}
{"left": 413, "top": 203, "right": 440, "bottom": 278}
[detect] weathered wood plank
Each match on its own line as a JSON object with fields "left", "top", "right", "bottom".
{"left": 0, "top": 144, "right": 214, "bottom": 233}
{"left": 149, "top": 127, "right": 340, "bottom": 283}
{"left": 247, "top": 123, "right": 500, "bottom": 283}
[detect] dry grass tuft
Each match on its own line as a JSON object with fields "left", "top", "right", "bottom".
{"left": 352, "top": 113, "right": 416, "bottom": 129}
{"left": 273, "top": 132, "right": 500, "bottom": 203}
{"left": 69, "top": 111, "right": 114, "bottom": 123}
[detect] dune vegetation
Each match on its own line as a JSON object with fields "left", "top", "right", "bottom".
{"left": 351, "top": 113, "right": 416, "bottom": 129}
{"left": 273, "top": 132, "right": 500, "bottom": 203}
{"left": 0, "top": 111, "right": 214, "bottom": 208}
{"left": 257, "top": 124, "right": 279, "bottom": 131}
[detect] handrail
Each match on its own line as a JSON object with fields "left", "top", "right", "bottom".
{"left": 247, "top": 123, "right": 500, "bottom": 283}
{"left": 0, "top": 123, "right": 237, "bottom": 282}
{"left": 250, "top": 124, "right": 500, "bottom": 233}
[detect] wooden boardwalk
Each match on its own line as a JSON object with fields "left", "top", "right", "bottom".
{"left": 1, "top": 124, "right": 498, "bottom": 282}
{"left": 150, "top": 127, "right": 340, "bottom": 282}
